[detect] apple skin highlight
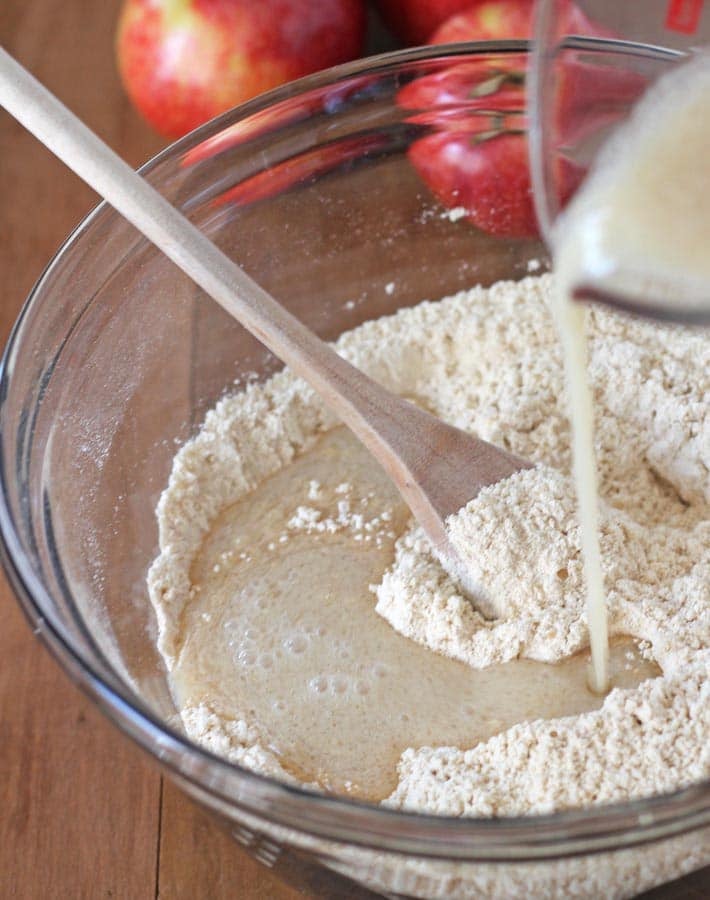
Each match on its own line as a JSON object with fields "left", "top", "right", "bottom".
{"left": 117, "top": 0, "right": 366, "bottom": 138}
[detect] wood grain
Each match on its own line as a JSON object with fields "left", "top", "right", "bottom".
{"left": 159, "top": 783, "right": 386, "bottom": 900}
{"left": 0, "top": 2, "right": 164, "bottom": 899}
{"left": 0, "top": 2, "right": 707, "bottom": 899}
{"left": 158, "top": 783, "right": 301, "bottom": 900}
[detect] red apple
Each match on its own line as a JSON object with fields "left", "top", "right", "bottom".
{"left": 397, "top": 56, "right": 644, "bottom": 146}
{"left": 397, "top": 62, "right": 525, "bottom": 112}
{"left": 396, "top": 62, "right": 526, "bottom": 136}
{"left": 430, "top": 0, "right": 616, "bottom": 44}
{"left": 430, "top": 0, "right": 535, "bottom": 42}
{"left": 400, "top": 0, "right": 645, "bottom": 237}
{"left": 116, "top": 0, "right": 367, "bottom": 139}
{"left": 374, "top": 0, "right": 478, "bottom": 44}
{"left": 408, "top": 131, "right": 583, "bottom": 237}
{"left": 427, "top": 1, "right": 645, "bottom": 145}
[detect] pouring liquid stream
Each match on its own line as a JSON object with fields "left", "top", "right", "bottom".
{"left": 551, "top": 294, "right": 609, "bottom": 693}
{"left": 551, "top": 51, "right": 710, "bottom": 693}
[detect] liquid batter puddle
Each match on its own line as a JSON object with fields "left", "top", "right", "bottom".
{"left": 174, "top": 428, "right": 660, "bottom": 802}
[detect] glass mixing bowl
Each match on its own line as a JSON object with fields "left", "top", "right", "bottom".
{"left": 1, "top": 43, "right": 707, "bottom": 899}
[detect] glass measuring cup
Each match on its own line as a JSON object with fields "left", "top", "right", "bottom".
{"left": 529, "top": 0, "right": 710, "bottom": 322}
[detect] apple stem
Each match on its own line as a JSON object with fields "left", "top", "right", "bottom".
{"left": 471, "top": 126, "right": 527, "bottom": 146}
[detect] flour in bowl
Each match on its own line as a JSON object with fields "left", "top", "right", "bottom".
{"left": 148, "top": 274, "right": 709, "bottom": 813}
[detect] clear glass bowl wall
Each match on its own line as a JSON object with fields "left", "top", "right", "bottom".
{"left": 1, "top": 43, "right": 707, "bottom": 899}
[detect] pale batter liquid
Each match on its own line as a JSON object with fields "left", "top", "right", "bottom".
{"left": 173, "top": 427, "right": 658, "bottom": 801}
{"left": 552, "top": 52, "right": 710, "bottom": 693}
{"left": 549, "top": 298, "right": 610, "bottom": 694}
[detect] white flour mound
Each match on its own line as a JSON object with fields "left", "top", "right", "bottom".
{"left": 149, "top": 274, "right": 709, "bottom": 816}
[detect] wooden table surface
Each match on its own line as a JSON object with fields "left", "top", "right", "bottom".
{"left": 0, "top": 2, "right": 707, "bottom": 898}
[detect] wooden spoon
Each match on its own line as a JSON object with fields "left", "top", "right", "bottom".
{"left": 0, "top": 48, "right": 532, "bottom": 618}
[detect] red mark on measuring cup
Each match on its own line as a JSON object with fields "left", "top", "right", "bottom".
{"left": 666, "top": 0, "right": 704, "bottom": 33}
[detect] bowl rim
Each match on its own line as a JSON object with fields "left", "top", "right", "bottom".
{"left": 1, "top": 39, "right": 708, "bottom": 861}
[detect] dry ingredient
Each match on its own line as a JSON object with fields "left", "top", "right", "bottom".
{"left": 148, "top": 273, "right": 709, "bottom": 816}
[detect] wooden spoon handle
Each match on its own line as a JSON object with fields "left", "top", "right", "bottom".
{"left": 0, "top": 46, "right": 394, "bottom": 443}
